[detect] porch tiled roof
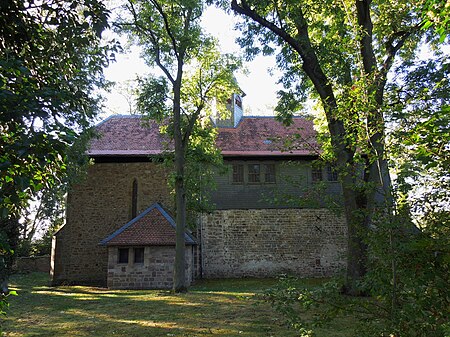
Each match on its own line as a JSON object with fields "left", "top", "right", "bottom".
{"left": 100, "top": 203, "right": 196, "bottom": 246}
{"left": 88, "top": 115, "right": 320, "bottom": 157}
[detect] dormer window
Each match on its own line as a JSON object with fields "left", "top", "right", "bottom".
{"left": 235, "top": 95, "right": 242, "bottom": 108}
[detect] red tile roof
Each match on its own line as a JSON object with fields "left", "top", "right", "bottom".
{"left": 89, "top": 115, "right": 320, "bottom": 157}
{"left": 88, "top": 116, "right": 170, "bottom": 157}
{"left": 100, "top": 203, "right": 196, "bottom": 246}
{"left": 216, "top": 117, "right": 319, "bottom": 156}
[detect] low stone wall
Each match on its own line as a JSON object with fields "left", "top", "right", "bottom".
{"left": 14, "top": 256, "right": 51, "bottom": 273}
{"left": 200, "top": 208, "right": 347, "bottom": 278}
{"left": 107, "top": 246, "right": 194, "bottom": 289}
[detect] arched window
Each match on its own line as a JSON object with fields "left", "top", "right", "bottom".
{"left": 131, "top": 178, "right": 138, "bottom": 219}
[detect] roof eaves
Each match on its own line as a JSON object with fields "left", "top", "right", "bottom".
{"left": 243, "top": 115, "right": 309, "bottom": 119}
{"left": 87, "top": 150, "right": 164, "bottom": 156}
{"left": 221, "top": 150, "right": 317, "bottom": 156}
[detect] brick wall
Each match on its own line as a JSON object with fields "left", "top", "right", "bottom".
{"left": 200, "top": 208, "right": 347, "bottom": 278}
{"left": 107, "top": 246, "right": 194, "bottom": 289}
{"left": 51, "top": 162, "right": 172, "bottom": 286}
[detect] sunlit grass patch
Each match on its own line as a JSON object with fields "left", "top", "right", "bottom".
{"left": 4, "top": 272, "right": 355, "bottom": 337}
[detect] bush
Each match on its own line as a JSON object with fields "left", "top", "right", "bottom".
{"left": 264, "top": 214, "right": 450, "bottom": 336}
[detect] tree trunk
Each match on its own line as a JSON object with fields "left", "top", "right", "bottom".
{"left": 173, "top": 157, "right": 187, "bottom": 293}
{"left": 173, "top": 151, "right": 187, "bottom": 292}
{"left": 339, "top": 172, "right": 367, "bottom": 295}
{"left": 172, "top": 80, "right": 187, "bottom": 293}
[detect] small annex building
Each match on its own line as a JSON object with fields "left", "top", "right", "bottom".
{"left": 51, "top": 95, "right": 348, "bottom": 289}
{"left": 100, "top": 203, "right": 196, "bottom": 289}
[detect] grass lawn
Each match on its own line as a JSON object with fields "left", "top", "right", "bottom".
{"left": 3, "top": 273, "right": 355, "bottom": 337}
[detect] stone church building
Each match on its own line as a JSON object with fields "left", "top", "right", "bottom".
{"left": 51, "top": 96, "right": 347, "bottom": 289}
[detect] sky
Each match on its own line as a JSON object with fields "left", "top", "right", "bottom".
{"left": 102, "top": 6, "right": 282, "bottom": 119}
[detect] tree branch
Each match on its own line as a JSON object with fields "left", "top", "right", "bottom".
{"left": 231, "top": 0, "right": 336, "bottom": 113}
{"left": 376, "top": 27, "right": 419, "bottom": 98}
{"left": 179, "top": 6, "right": 193, "bottom": 62}
{"left": 233, "top": 0, "right": 358, "bottom": 159}
{"left": 150, "top": 0, "right": 179, "bottom": 59}
{"left": 182, "top": 102, "right": 204, "bottom": 147}
{"left": 355, "top": 0, "right": 377, "bottom": 74}
{"left": 125, "top": 0, "right": 175, "bottom": 84}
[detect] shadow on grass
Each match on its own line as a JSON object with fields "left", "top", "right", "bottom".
{"left": 5, "top": 273, "right": 297, "bottom": 337}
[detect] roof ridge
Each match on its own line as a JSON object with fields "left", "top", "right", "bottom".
{"left": 95, "top": 114, "right": 310, "bottom": 128}
{"left": 95, "top": 114, "right": 142, "bottom": 127}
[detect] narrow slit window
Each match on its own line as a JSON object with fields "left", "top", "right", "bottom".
{"left": 131, "top": 179, "right": 138, "bottom": 219}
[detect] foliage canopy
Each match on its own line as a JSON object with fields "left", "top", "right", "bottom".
{"left": 0, "top": 0, "right": 115, "bottom": 218}
{"left": 0, "top": 0, "right": 115, "bottom": 294}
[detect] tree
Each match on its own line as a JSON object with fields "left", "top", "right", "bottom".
{"left": 118, "top": 0, "right": 240, "bottom": 292}
{"left": 17, "top": 184, "right": 66, "bottom": 257}
{"left": 213, "top": 0, "right": 445, "bottom": 295}
{"left": 387, "top": 55, "right": 450, "bottom": 219}
{"left": 262, "top": 53, "right": 450, "bottom": 335}
{"left": 422, "top": 0, "right": 450, "bottom": 40}
{"left": 108, "top": 79, "right": 139, "bottom": 115}
{"left": 0, "top": 0, "right": 114, "bottom": 292}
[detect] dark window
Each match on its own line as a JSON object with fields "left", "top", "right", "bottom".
{"left": 235, "top": 95, "right": 242, "bottom": 108}
{"left": 312, "top": 167, "right": 323, "bottom": 182}
{"left": 248, "top": 164, "right": 261, "bottom": 183}
{"left": 134, "top": 247, "right": 144, "bottom": 264}
{"left": 264, "top": 164, "right": 276, "bottom": 183}
{"left": 118, "top": 248, "right": 129, "bottom": 264}
{"left": 131, "top": 179, "right": 138, "bottom": 219}
{"left": 232, "top": 164, "right": 244, "bottom": 183}
{"left": 327, "top": 165, "right": 338, "bottom": 181}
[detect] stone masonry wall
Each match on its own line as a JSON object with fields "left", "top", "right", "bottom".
{"left": 14, "top": 256, "right": 50, "bottom": 273}
{"left": 52, "top": 162, "right": 172, "bottom": 286}
{"left": 107, "top": 246, "right": 194, "bottom": 289}
{"left": 200, "top": 209, "right": 347, "bottom": 278}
